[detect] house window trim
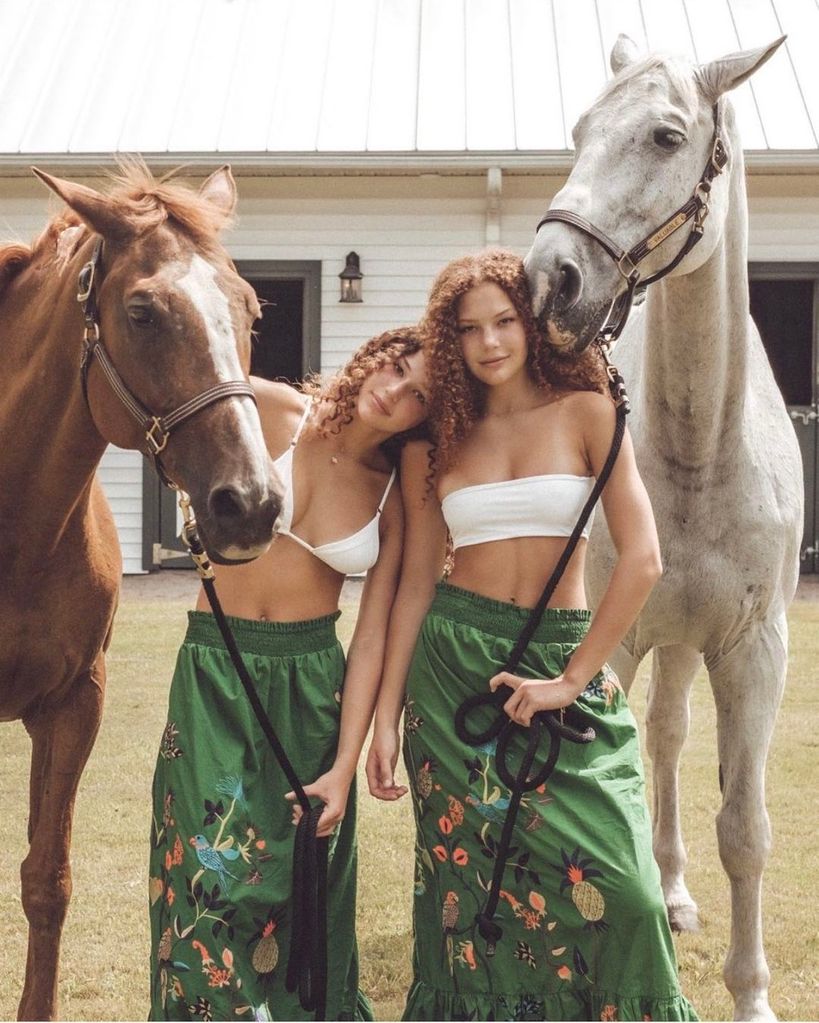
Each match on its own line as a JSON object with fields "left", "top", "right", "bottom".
{"left": 236, "top": 259, "right": 322, "bottom": 377}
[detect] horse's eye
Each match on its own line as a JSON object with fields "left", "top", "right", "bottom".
{"left": 654, "top": 128, "right": 686, "bottom": 150}
{"left": 128, "top": 303, "right": 155, "bottom": 327}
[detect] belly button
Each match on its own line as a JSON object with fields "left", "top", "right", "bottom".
{"left": 510, "top": 596, "right": 517, "bottom": 604}
{"left": 259, "top": 614, "right": 267, "bottom": 621}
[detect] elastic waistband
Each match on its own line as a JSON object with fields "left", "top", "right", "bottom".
{"left": 183, "top": 610, "right": 341, "bottom": 657}
{"left": 429, "top": 581, "right": 591, "bottom": 644}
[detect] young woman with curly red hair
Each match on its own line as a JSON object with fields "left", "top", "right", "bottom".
{"left": 148, "top": 328, "right": 428, "bottom": 1021}
{"left": 367, "top": 252, "right": 697, "bottom": 1021}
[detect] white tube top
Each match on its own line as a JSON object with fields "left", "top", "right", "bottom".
{"left": 272, "top": 400, "right": 395, "bottom": 575}
{"left": 441, "top": 474, "right": 596, "bottom": 551}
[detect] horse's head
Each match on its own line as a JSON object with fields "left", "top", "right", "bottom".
{"left": 525, "top": 35, "right": 785, "bottom": 352}
{"left": 33, "top": 164, "right": 282, "bottom": 562}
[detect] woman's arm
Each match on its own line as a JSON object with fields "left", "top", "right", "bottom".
{"left": 288, "top": 481, "right": 405, "bottom": 836}
{"left": 366, "top": 441, "right": 448, "bottom": 800}
{"left": 494, "top": 393, "right": 662, "bottom": 723}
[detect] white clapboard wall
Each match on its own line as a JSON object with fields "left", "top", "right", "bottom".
{"left": 97, "top": 446, "right": 144, "bottom": 574}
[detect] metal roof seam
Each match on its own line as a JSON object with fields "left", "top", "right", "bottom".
{"left": 164, "top": 0, "right": 208, "bottom": 155}
{"left": 549, "top": 0, "right": 569, "bottom": 149}
{"left": 314, "top": 0, "right": 337, "bottom": 153}
{"left": 364, "top": 0, "right": 382, "bottom": 153}
{"left": 506, "top": 0, "right": 518, "bottom": 151}
{"left": 214, "top": 0, "right": 255, "bottom": 154}
{"left": 769, "top": 1, "right": 819, "bottom": 148}
{"left": 726, "top": 0, "right": 772, "bottom": 150}
{"left": 413, "top": 0, "right": 424, "bottom": 153}
{"left": 680, "top": 0, "right": 702, "bottom": 63}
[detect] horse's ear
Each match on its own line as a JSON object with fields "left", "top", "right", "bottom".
{"left": 199, "top": 165, "right": 237, "bottom": 218}
{"left": 696, "top": 36, "right": 786, "bottom": 102}
{"left": 31, "top": 168, "right": 133, "bottom": 240}
{"left": 610, "top": 34, "right": 640, "bottom": 75}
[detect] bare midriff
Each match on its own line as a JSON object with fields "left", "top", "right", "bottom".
{"left": 195, "top": 534, "right": 346, "bottom": 622}
{"left": 445, "top": 535, "right": 588, "bottom": 610}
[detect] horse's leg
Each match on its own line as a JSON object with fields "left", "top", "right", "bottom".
{"left": 18, "top": 657, "right": 106, "bottom": 1022}
{"left": 17, "top": 714, "right": 52, "bottom": 1015}
{"left": 645, "top": 644, "right": 702, "bottom": 933}
{"left": 707, "top": 614, "right": 787, "bottom": 1023}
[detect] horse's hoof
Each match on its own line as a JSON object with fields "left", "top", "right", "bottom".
{"left": 732, "top": 996, "right": 776, "bottom": 1022}
{"left": 667, "top": 901, "right": 700, "bottom": 932}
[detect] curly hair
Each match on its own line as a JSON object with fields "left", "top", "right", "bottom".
{"left": 301, "top": 326, "right": 427, "bottom": 460}
{"left": 422, "top": 248, "right": 608, "bottom": 473}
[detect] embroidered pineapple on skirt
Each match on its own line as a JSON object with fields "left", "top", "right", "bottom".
{"left": 148, "top": 611, "right": 372, "bottom": 1022}
{"left": 402, "top": 583, "right": 697, "bottom": 1022}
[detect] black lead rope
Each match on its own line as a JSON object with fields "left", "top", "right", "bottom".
{"left": 182, "top": 523, "right": 328, "bottom": 1021}
{"left": 454, "top": 349, "right": 629, "bottom": 955}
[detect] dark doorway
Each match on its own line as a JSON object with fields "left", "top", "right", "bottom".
{"left": 241, "top": 260, "right": 322, "bottom": 382}
{"left": 251, "top": 278, "right": 305, "bottom": 382}
{"left": 750, "top": 265, "right": 818, "bottom": 574}
{"left": 750, "top": 279, "right": 813, "bottom": 406}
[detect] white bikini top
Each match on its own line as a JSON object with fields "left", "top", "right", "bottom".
{"left": 272, "top": 400, "right": 395, "bottom": 575}
{"left": 441, "top": 474, "right": 596, "bottom": 551}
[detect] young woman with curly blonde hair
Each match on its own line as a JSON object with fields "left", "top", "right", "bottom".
{"left": 149, "top": 328, "right": 428, "bottom": 1021}
{"left": 367, "top": 252, "right": 697, "bottom": 1021}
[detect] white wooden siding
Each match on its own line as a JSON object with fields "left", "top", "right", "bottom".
{"left": 97, "top": 446, "right": 144, "bottom": 574}
{"left": 1, "top": 171, "right": 817, "bottom": 570}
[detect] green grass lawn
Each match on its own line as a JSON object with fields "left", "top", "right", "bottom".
{"left": 1, "top": 589, "right": 817, "bottom": 1022}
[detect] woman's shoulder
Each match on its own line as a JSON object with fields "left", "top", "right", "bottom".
{"left": 251, "top": 377, "right": 308, "bottom": 418}
{"left": 554, "top": 388, "right": 615, "bottom": 426}
{"left": 250, "top": 377, "right": 309, "bottom": 452}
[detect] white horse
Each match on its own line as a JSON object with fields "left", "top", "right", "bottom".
{"left": 525, "top": 36, "right": 803, "bottom": 1023}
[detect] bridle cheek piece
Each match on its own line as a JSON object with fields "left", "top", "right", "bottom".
{"left": 536, "top": 102, "right": 728, "bottom": 350}
{"left": 77, "top": 237, "right": 256, "bottom": 489}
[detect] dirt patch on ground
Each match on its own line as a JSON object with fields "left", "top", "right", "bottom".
{"left": 795, "top": 575, "right": 819, "bottom": 601}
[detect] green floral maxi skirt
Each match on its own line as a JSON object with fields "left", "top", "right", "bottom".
{"left": 148, "top": 611, "right": 373, "bottom": 1022}
{"left": 402, "top": 583, "right": 697, "bottom": 1022}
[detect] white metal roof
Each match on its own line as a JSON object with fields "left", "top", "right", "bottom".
{"left": 0, "top": 0, "right": 816, "bottom": 173}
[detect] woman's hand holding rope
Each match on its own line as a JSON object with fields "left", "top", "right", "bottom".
{"left": 286, "top": 766, "right": 353, "bottom": 837}
{"left": 489, "top": 671, "right": 586, "bottom": 726}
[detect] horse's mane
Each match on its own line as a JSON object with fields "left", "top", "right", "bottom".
{"left": 104, "top": 158, "right": 233, "bottom": 245}
{"left": 0, "top": 159, "right": 230, "bottom": 300}
{"left": 0, "top": 214, "right": 81, "bottom": 298}
{"left": 598, "top": 53, "right": 700, "bottom": 112}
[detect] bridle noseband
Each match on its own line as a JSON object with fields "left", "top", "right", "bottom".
{"left": 536, "top": 102, "right": 728, "bottom": 347}
{"left": 77, "top": 237, "right": 256, "bottom": 488}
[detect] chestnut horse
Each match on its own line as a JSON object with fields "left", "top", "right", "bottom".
{"left": 0, "top": 165, "right": 282, "bottom": 1020}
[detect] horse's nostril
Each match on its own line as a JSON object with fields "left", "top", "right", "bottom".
{"left": 556, "top": 259, "right": 583, "bottom": 311}
{"left": 210, "top": 486, "right": 247, "bottom": 521}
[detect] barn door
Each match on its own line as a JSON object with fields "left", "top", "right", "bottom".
{"left": 749, "top": 267, "right": 818, "bottom": 574}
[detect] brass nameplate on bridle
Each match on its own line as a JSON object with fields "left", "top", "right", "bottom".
{"left": 646, "top": 212, "right": 688, "bottom": 250}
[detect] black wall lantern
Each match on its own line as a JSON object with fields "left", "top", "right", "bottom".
{"left": 339, "top": 251, "right": 363, "bottom": 303}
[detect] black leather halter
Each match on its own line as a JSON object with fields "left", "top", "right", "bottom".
{"left": 536, "top": 102, "right": 728, "bottom": 346}
{"left": 77, "top": 238, "right": 256, "bottom": 488}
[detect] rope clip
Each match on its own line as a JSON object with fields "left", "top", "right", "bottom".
{"left": 178, "top": 491, "right": 215, "bottom": 580}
